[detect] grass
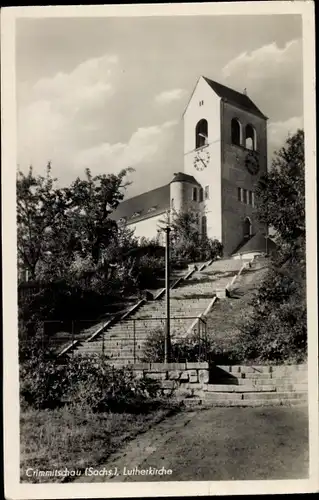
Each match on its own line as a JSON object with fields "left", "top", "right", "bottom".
{"left": 20, "top": 402, "right": 179, "bottom": 483}
{"left": 206, "top": 267, "right": 268, "bottom": 352}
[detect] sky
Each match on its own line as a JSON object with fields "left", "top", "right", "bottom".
{"left": 16, "top": 14, "right": 303, "bottom": 198}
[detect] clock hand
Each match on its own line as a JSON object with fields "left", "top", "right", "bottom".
{"left": 200, "top": 157, "right": 206, "bottom": 167}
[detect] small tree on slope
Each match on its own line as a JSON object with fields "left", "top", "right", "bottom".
{"left": 237, "top": 129, "right": 307, "bottom": 363}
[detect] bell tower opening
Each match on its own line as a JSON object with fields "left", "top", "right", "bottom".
{"left": 231, "top": 118, "right": 242, "bottom": 146}
{"left": 195, "top": 119, "right": 208, "bottom": 149}
{"left": 245, "top": 124, "right": 257, "bottom": 150}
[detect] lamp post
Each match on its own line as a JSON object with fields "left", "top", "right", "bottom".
{"left": 163, "top": 226, "right": 171, "bottom": 363}
{"left": 265, "top": 180, "right": 269, "bottom": 256}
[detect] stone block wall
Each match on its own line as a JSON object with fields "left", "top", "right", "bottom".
{"left": 131, "top": 363, "right": 308, "bottom": 405}
{"left": 131, "top": 362, "right": 211, "bottom": 397}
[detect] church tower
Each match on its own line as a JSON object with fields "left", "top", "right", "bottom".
{"left": 183, "top": 76, "right": 268, "bottom": 256}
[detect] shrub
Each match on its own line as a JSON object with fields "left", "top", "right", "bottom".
{"left": 235, "top": 265, "right": 307, "bottom": 364}
{"left": 67, "top": 356, "right": 162, "bottom": 413}
{"left": 20, "top": 353, "right": 70, "bottom": 409}
{"left": 134, "top": 254, "right": 165, "bottom": 289}
{"left": 20, "top": 354, "right": 163, "bottom": 412}
{"left": 19, "top": 319, "right": 46, "bottom": 363}
{"left": 141, "top": 328, "right": 259, "bottom": 365}
{"left": 18, "top": 272, "right": 126, "bottom": 325}
{"left": 142, "top": 328, "right": 212, "bottom": 363}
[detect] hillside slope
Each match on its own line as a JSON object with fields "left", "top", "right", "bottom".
{"left": 205, "top": 262, "right": 269, "bottom": 352}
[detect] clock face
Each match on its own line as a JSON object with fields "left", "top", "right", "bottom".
{"left": 245, "top": 151, "right": 260, "bottom": 175}
{"left": 194, "top": 150, "right": 210, "bottom": 171}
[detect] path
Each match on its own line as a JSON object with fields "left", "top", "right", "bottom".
{"left": 75, "top": 405, "right": 308, "bottom": 483}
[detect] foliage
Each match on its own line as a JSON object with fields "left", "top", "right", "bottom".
{"left": 163, "top": 210, "right": 223, "bottom": 264}
{"left": 141, "top": 328, "right": 248, "bottom": 364}
{"left": 20, "top": 352, "right": 163, "bottom": 412}
{"left": 65, "top": 168, "right": 132, "bottom": 264}
{"left": 18, "top": 319, "right": 46, "bottom": 364}
{"left": 17, "top": 164, "right": 142, "bottom": 323}
{"left": 256, "top": 129, "right": 305, "bottom": 246}
{"left": 20, "top": 352, "right": 70, "bottom": 409}
{"left": 67, "top": 356, "right": 162, "bottom": 413}
{"left": 17, "top": 163, "right": 70, "bottom": 280}
{"left": 17, "top": 164, "right": 132, "bottom": 281}
{"left": 142, "top": 328, "right": 211, "bottom": 363}
{"left": 18, "top": 279, "right": 109, "bottom": 324}
{"left": 235, "top": 267, "right": 307, "bottom": 363}
{"left": 237, "top": 130, "right": 307, "bottom": 363}
{"left": 134, "top": 254, "right": 165, "bottom": 290}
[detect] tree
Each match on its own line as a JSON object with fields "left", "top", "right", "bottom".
{"left": 256, "top": 129, "right": 305, "bottom": 247}
{"left": 170, "top": 210, "right": 200, "bottom": 247}
{"left": 17, "top": 164, "right": 133, "bottom": 281}
{"left": 65, "top": 167, "right": 132, "bottom": 265}
{"left": 238, "top": 129, "right": 307, "bottom": 363}
{"left": 165, "top": 210, "right": 223, "bottom": 263}
{"left": 17, "top": 164, "right": 138, "bottom": 324}
{"left": 17, "top": 163, "right": 71, "bottom": 280}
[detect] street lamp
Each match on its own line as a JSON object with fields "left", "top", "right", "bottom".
{"left": 158, "top": 216, "right": 172, "bottom": 363}
{"left": 163, "top": 225, "right": 171, "bottom": 363}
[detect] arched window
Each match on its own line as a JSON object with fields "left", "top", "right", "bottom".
{"left": 243, "top": 217, "right": 252, "bottom": 239}
{"left": 195, "top": 119, "right": 208, "bottom": 149}
{"left": 245, "top": 124, "right": 257, "bottom": 150}
{"left": 201, "top": 215, "right": 207, "bottom": 238}
{"left": 231, "top": 118, "right": 242, "bottom": 146}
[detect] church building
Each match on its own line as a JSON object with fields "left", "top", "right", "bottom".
{"left": 112, "top": 76, "right": 270, "bottom": 257}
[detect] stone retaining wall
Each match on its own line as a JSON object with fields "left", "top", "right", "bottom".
{"left": 131, "top": 363, "right": 308, "bottom": 402}
{"left": 132, "top": 362, "right": 211, "bottom": 397}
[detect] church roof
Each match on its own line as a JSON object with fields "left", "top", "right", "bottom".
{"left": 203, "top": 77, "right": 268, "bottom": 119}
{"left": 111, "top": 184, "right": 170, "bottom": 224}
{"left": 183, "top": 76, "right": 267, "bottom": 119}
{"left": 232, "top": 233, "right": 277, "bottom": 256}
{"left": 171, "top": 172, "right": 200, "bottom": 186}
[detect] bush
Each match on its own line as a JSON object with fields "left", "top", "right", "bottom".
{"left": 235, "top": 265, "right": 307, "bottom": 364}
{"left": 20, "top": 353, "right": 163, "bottom": 412}
{"left": 142, "top": 328, "right": 212, "bottom": 363}
{"left": 18, "top": 271, "right": 130, "bottom": 325}
{"left": 171, "top": 237, "right": 223, "bottom": 264}
{"left": 19, "top": 320, "right": 47, "bottom": 363}
{"left": 67, "top": 357, "right": 162, "bottom": 413}
{"left": 20, "top": 354, "right": 70, "bottom": 409}
{"left": 134, "top": 254, "right": 165, "bottom": 289}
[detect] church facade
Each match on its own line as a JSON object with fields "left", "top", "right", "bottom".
{"left": 112, "top": 76, "right": 269, "bottom": 257}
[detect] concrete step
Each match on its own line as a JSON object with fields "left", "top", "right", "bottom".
{"left": 199, "top": 399, "right": 307, "bottom": 408}
{"left": 242, "top": 391, "right": 308, "bottom": 401}
{"left": 240, "top": 373, "right": 279, "bottom": 379}
{"left": 216, "top": 365, "right": 272, "bottom": 373}
{"left": 204, "top": 384, "right": 277, "bottom": 393}
{"left": 202, "top": 391, "right": 307, "bottom": 405}
{"left": 203, "top": 392, "right": 243, "bottom": 402}
{"left": 236, "top": 376, "right": 307, "bottom": 385}
{"left": 216, "top": 364, "right": 307, "bottom": 374}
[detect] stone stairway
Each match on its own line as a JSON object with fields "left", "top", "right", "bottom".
{"left": 205, "top": 258, "right": 250, "bottom": 274}
{"left": 182, "top": 364, "right": 308, "bottom": 407}
{"left": 73, "top": 259, "right": 243, "bottom": 364}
